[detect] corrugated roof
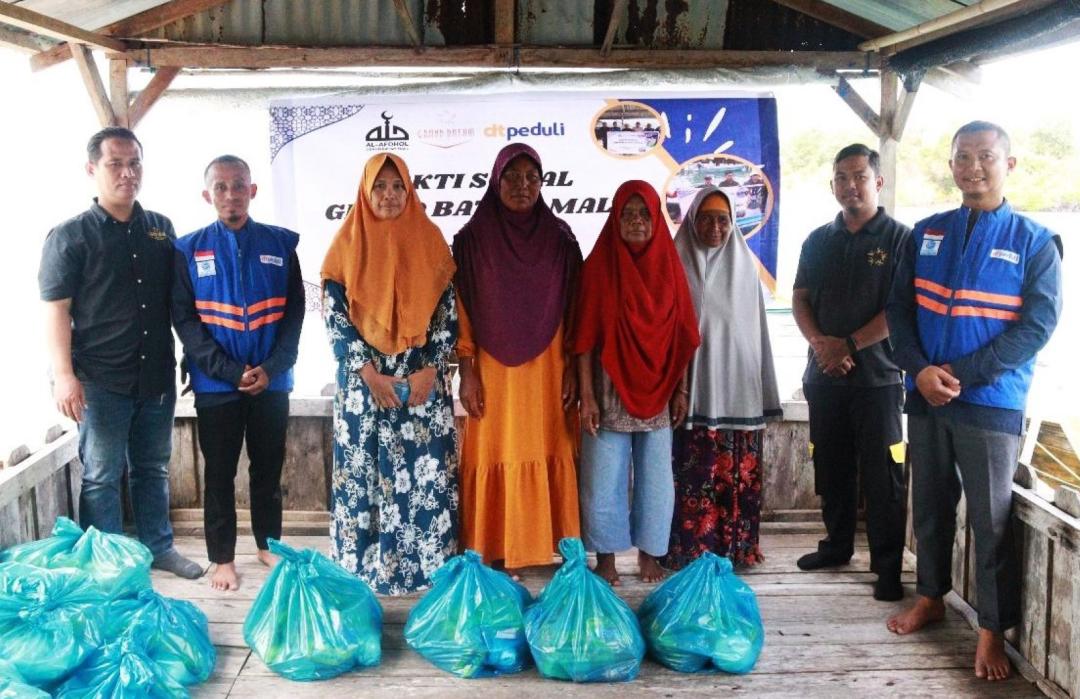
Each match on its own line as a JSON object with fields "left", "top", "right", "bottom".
{"left": 820, "top": 0, "right": 979, "bottom": 32}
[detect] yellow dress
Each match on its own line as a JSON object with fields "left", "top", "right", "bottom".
{"left": 457, "top": 301, "right": 580, "bottom": 568}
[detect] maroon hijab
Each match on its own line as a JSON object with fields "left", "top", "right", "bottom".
{"left": 452, "top": 143, "right": 582, "bottom": 366}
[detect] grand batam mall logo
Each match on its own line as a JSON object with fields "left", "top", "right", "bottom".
{"left": 366, "top": 111, "right": 410, "bottom": 151}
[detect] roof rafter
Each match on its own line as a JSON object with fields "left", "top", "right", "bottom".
{"left": 30, "top": 0, "right": 233, "bottom": 72}
{"left": 0, "top": 2, "right": 126, "bottom": 52}
{"left": 601, "top": 0, "right": 629, "bottom": 57}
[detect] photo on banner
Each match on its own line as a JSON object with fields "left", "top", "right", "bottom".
{"left": 269, "top": 91, "right": 781, "bottom": 306}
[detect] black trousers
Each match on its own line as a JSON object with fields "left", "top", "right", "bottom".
{"left": 804, "top": 382, "right": 906, "bottom": 580}
{"left": 196, "top": 391, "right": 289, "bottom": 563}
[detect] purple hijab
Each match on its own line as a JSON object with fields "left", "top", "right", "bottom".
{"left": 452, "top": 143, "right": 582, "bottom": 366}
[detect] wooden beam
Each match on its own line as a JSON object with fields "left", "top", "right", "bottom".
{"left": 891, "top": 72, "right": 922, "bottom": 142}
{"left": 128, "top": 66, "right": 180, "bottom": 128}
{"left": 30, "top": 0, "right": 233, "bottom": 72}
{"left": 859, "top": 0, "right": 1038, "bottom": 52}
{"left": 0, "top": 23, "right": 51, "bottom": 53}
{"left": 0, "top": 2, "right": 126, "bottom": 52}
{"left": 601, "top": 0, "right": 629, "bottom": 57}
{"left": 768, "top": 0, "right": 890, "bottom": 38}
{"left": 831, "top": 75, "right": 881, "bottom": 136}
{"left": 878, "top": 70, "right": 898, "bottom": 214}
{"left": 391, "top": 0, "right": 423, "bottom": 48}
{"left": 71, "top": 44, "right": 117, "bottom": 127}
{"left": 120, "top": 45, "right": 876, "bottom": 71}
{"left": 109, "top": 59, "right": 130, "bottom": 127}
{"left": 494, "top": 0, "right": 514, "bottom": 46}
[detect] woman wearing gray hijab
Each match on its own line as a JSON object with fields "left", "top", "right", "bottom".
{"left": 663, "top": 187, "right": 782, "bottom": 569}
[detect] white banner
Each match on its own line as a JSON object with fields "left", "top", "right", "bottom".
{"left": 269, "top": 90, "right": 780, "bottom": 290}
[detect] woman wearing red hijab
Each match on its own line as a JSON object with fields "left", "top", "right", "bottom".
{"left": 574, "top": 180, "right": 700, "bottom": 585}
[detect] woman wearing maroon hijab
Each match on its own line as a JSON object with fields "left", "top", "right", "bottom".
{"left": 574, "top": 180, "right": 700, "bottom": 585}
{"left": 453, "top": 143, "right": 583, "bottom": 578}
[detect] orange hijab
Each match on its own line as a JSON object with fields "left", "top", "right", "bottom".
{"left": 321, "top": 153, "right": 455, "bottom": 356}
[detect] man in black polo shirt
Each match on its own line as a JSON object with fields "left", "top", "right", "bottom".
{"left": 39, "top": 127, "right": 201, "bottom": 579}
{"left": 792, "top": 143, "right": 910, "bottom": 601}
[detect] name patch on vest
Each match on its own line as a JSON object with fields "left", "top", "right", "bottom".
{"left": 259, "top": 254, "right": 284, "bottom": 267}
{"left": 990, "top": 248, "right": 1020, "bottom": 265}
{"left": 194, "top": 250, "right": 216, "bottom": 277}
{"left": 920, "top": 233, "right": 944, "bottom": 256}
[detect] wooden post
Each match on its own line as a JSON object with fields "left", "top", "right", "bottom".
{"left": 109, "top": 59, "right": 129, "bottom": 128}
{"left": 878, "top": 69, "right": 899, "bottom": 215}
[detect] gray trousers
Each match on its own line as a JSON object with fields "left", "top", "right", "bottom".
{"left": 909, "top": 412, "right": 1021, "bottom": 632}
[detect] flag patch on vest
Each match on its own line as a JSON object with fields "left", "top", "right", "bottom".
{"left": 194, "top": 250, "right": 216, "bottom": 277}
{"left": 259, "top": 254, "right": 284, "bottom": 266}
{"left": 990, "top": 248, "right": 1020, "bottom": 264}
{"left": 920, "top": 232, "right": 944, "bottom": 256}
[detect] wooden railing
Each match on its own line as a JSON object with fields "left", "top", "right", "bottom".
{"left": 0, "top": 429, "right": 79, "bottom": 548}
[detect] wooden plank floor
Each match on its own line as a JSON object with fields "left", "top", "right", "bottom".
{"left": 152, "top": 526, "right": 1045, "bottom": 698}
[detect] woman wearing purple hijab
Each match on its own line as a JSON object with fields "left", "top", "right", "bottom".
{"left": 453, "top": 143, "right": 583, "bottom": 578}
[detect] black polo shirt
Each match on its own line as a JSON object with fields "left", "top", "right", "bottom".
{"left": 39, "top": 199, "right": 176, "bottom": 398}
{"left": 794, "top": 207, "right": 910, "bottom": 387}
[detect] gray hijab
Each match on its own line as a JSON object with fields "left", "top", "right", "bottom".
{"left": 673, "top": 187, "right": 781, "bottom": 430}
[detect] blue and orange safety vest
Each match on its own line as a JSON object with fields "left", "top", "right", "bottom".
{"left": 175, "top": 219, "right": 299, "bottom": 394}
{"left": 909, "top": 202, "right": 1053, "bottom": 410}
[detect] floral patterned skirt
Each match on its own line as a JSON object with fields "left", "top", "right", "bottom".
{"left": 662, "top": 427, "right": 764, "bottom": 570}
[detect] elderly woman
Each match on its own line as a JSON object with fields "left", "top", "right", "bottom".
{"left": 321, "top": 153, "right": 458, "bottom": 595}
{"left": 453, "top": 143, "right": 582, "bottom": 578}
{"left": 574, "top": 180, "right": 700, "bottom": 585}
{"left": 663, "top": 187, "right": 781, "bottom": 570}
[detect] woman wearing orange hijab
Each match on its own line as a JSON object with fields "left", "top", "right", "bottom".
{"left": 321, "top": 153, "right": 458, "bottom": 595}
{"left": 574, "top": 180, "right": 700, "bottom": 586}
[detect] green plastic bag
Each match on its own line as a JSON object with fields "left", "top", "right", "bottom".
{"left": 638, "top": 552, "right": 764, "bottom": 674}
{"left": 524, "top": 538, "right": 645, "bottom": 682}
{"left": 404, "top": 550, "right": 532, "bottom": 678}
{"left": 0, "top": 517, "right": 152, "bottom": 600}
{"left": 0, "top": 562, "right": 106, "bottom": 686}
{"left": 0, "top": 658, "right": 49, "bottom": 699}
{"left": 103, "top": 590, "right": 216, "bottom": 685}
{"left": 54, "top": 624, "right": 188, "bottom": 698}
{"left": 243, "top": 539, "right": 382, "bottom": 681}
{"left": 0, "top": 516, "right": 83, "bottom": 566}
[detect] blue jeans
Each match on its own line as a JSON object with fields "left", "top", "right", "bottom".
{"left": 578, "top": 428, "right": 674, "bottom": 557}
{"left": 78, "top": 382, "right": 176, "bottom": 557}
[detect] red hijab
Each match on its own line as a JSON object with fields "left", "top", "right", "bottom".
{"left": 572, "top": 180, "right": 700, "bottom": 419}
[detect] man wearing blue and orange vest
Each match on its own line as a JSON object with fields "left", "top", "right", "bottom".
{"left": 173, "top": 155, "right": 304, "bottom": 591}
{"left": 886, "top": 121, "right": 1062, "bottom": 681}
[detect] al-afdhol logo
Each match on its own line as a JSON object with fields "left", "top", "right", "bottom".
{"left": 366, "top": 111, "right": 410, "bottom": 151}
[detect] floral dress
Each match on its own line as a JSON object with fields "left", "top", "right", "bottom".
{"left": 663, "top": 428, "right": 764, "bottom": 569}
{"left": 322, "top": 279, "right": 458, "bottom": 595}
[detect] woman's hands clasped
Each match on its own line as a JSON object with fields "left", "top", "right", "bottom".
{"left": 360, "top": 363, "right": 404, "bottom": 409}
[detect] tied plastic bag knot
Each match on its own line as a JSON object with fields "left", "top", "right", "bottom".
{"left": 54, "top": 623, "right": 187, "bottom": 698}
{"left": 405, "top": 551, "right": 533, "bottom": 678}
{"left": 557, "top": 537, "right": 587, "bottom": 567}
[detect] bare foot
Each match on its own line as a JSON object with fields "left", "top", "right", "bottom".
{"left": 886, "top": 595, "right": 945, "bottom": 634}
{"left": 638, "top": 552, "right": 666, "bottom": 583}
{"left": 492, "top": 559, "right": 523, "bottom": 582}
{"left": 593, "top": 553, "right": 620, "bottom": 586}
{"left": 208, "top": 562, "right": 239, "bottom": 591}
{"left": 975, "top": 629, "right": 1011, "bottom": 681}
{"left": 256, "top": 549, "right": 279, "bottom": 568}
